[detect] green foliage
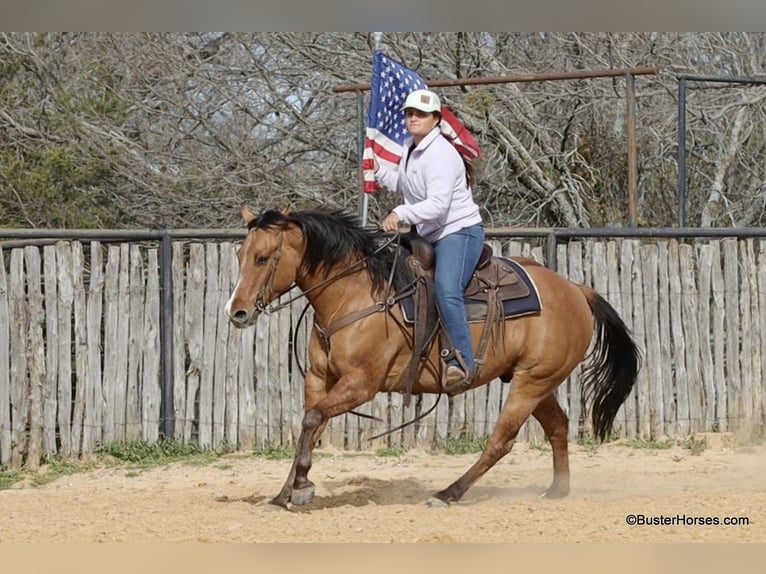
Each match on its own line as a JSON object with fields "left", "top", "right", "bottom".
{"left": 251, "top": 445, "right": 296, "bottom": 460}
{"left": 53, "top": 66, "right": 129, "bottom": 122}
{"left": 97, "top": 439, "right": 232, "bottom": 474}
{"left": 31, "top": 456, "right": 98, "bottom": 487}
{"left": 0, "top": 455, "right": 98, "bottom": 490}
{"left": 530, "top": 440, "right": 552, "bottom": 452}
{"left": 0, "top": 470, "right": 23, "bottom": 490}
{"left": 375, "top": 446, "right": 406, "bottom": 457}
{"left": 0, "top": 440, "right": 226, "bottom": 489}
{"left": 430, "top": 435, "right": 488, "bottom": 455}
{"left": 0, "top": 43, "right": 133, "bottom": 228}
{"left": 97, "top": 439, "right": 226, "bottom": 473}
{"left": 98, "top": 439, "right": 209, "bottom": 463}
{"left": 0, "top": 57, "right": 23, "bottom": 85}
{"left": 576, "top": 437, "right": 599, "bottom": 453}
{"left": 576, "top": 432, "right": 605, "bottom": 455}
{"left": 682, "top": 436, "right": 707, "bottom": 455}
{"left": 82, "top": 64, "right": 130, "bottom": 120}
{"left": 619, "top": 437, "right": 675, "bottom": 449}
{"left": 463, "top": 88, "right": 496, "bottom": 117}
{"left": 0, "top": 144, "right": 128, "bottom": 228}
{"left": 576, "top": 427, "right": 622, "bottom": 449}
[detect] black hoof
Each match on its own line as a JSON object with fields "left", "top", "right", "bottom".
{"left": 290, "top": 484, "right": 316, "bottom": 506}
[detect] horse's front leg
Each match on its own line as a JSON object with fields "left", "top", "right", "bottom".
{"left": 268, "top": 369, "right": 376, "bottom": 509}
{"left": 267, "top": 362, "right": 329, "bottom": 509}
{"left": 287, "top": 408, "right": 326, "bottom": 505}
{"left": 267, "top": 412, "right": 327, "bottom": 509}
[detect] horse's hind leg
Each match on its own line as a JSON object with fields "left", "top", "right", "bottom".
{"left": 532, "top": 392, "right": 570, "bottom": 499}
{"left": 429, "top": 374, "right": 546, "bottom": 506}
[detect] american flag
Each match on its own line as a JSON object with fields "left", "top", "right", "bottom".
{"left": 362, "top": 51, "right": 481, "bottom": 193}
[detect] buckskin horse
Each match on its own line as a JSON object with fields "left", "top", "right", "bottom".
{"left": 225, "top": 206, "right": 640, "bottom": 509}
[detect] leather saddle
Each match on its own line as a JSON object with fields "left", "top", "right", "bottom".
{"left": 398, "top": 232, "right": 531, "bottom": 319}
{"left": 392, "top": 231, "right": 536, "bottom": 400}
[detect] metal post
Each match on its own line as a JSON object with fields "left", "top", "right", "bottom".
{"left": 159, "top": 232, "right": 175, "bottom": 439}
{"left": 357, "top": 33, "right": 383, "bottom": 227}
{"left": 356, "top": 91, "right": 369, "bottom": 227}
{"left": 678, "top": 77, "right": 687, "bottom": 227}
{"left": 545, "top": 231, "right": 558, "bottom": 271}
{"left": 626, "top": 73, "right": 638, "bottom": 227}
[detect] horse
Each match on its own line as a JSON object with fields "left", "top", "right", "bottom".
{"left": 225, "top": 206, "right": 640, "bottom": 510}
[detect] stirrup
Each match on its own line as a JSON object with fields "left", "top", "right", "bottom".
{"left": 443, "top": 365, "right": 471, "bottom": 393}
{"left": 439, "top": 341, "right": 472, "bottom": 393}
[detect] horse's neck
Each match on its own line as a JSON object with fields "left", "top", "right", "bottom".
{"left": 298, "top": 266, "right": 375, "bottom": 326}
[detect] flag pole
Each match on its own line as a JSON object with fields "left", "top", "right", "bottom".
{"left": 357, "top": 90, "right": 367, "bottom": 226}
{"left": 358, "top": 33, "right": 382, "bottom": 227}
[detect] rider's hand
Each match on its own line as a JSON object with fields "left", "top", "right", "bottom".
{"left": 381, "top": 212, "right": 401, "bottom": 232}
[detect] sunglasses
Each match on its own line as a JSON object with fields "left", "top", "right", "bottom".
{"left": 404, "top": 109, "right": 434, "bottom": 118}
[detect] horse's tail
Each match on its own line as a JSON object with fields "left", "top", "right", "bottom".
{"left": 581, "top": 288, "right": 641, "bottom": 441}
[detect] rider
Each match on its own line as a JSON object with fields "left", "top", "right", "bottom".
{"left": 373, "top": 88, "right": 485, "bottom": 388}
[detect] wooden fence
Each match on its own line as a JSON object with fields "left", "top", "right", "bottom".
{"left": 1, "top": 235, "right": 765, "bottom": 470}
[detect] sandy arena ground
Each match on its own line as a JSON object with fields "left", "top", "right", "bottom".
{"left": 1, "top": 440, "right": 764, "bottom": 543}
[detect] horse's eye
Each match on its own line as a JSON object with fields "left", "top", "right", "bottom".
{"left": 256, "top": 256, "right": 269, "bottom": 266}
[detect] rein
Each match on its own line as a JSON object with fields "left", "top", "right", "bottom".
{"left": 261, "top": 229, "right": 401, "bottom": 426}
{"left": 260, "top": 230, "right": 401, "bottom": 315}
{"left": 289, "top": 295, "right": 444, "bottom": 437}
{"left": 270, "top": 229, "right": 437, "bottom": 437}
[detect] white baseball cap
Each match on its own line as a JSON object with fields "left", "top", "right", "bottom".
{"left": 401, "top": 89, "right": 442, "bottom": 113}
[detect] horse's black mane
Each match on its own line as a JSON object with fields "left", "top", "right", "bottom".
{"left": 249, "top": 208, "right": 396, "bottom": 290}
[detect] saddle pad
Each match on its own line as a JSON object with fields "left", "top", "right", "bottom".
{"left": 399, "top": 256, "right": 542, "bottom": 324}
{"left": 465, "top": 257, "right": 542, "bottom": 323}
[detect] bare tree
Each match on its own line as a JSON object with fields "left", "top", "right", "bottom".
{"left": 2, "top": 32, "right": 766, "bottom": 229}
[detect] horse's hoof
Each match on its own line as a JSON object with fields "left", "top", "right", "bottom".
{"left": 426, "top": 496, "right": 450, "bottom": 508}
{"left": 539, "top": 486, "right": 569, "bottom": 500}
{"left": 290, "top": 485, "right": 316, "bottom": 506}
{"left": 265, "top": 496, "right": 290, "bottom": 510}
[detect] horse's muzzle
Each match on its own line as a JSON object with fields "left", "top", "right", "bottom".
{"left": 228, "top": 307, "right": 259, "bottom": 328}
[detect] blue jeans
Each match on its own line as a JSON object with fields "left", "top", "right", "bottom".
{"left": 432, "top": 224, "right": 485, "bottom": 371}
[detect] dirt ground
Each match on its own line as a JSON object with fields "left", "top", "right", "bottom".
{"left": 1, "top": 439, "right": 764, "bottom": 543}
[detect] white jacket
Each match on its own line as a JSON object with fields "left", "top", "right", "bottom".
{"left": 375, "top": 127, "right": 482, "bottom": 242}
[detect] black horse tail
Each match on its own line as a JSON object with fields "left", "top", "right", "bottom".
{"left": 581, "top": 288, "right": 641, "bottom": 441}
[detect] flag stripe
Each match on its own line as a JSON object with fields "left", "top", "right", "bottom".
{"left": 365, "top": 139, "right": 402, "bottom": 165}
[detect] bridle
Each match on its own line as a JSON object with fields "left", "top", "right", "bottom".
{"left": 253, "top": 228, "right": 284, "bottom": 313}
{"left": 251, "top": 225, "right": 400, "bottom": 316}
{"left": 246, "top": 225, "right": 442, "bottom": 438}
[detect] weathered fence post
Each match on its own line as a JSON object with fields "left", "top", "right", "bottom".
{"left": 160, "top": 231, "right": 175, "bottom": 439}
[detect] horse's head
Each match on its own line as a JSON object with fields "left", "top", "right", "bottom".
{"left": 225, "top": 205, "right": 302, "bottom": 328}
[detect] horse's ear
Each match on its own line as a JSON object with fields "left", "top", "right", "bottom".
{"left": 241, "top": 205, "right": 257, "bottom": 224}
{"left": 280, "top": 205, "right": 291, "bottom": 216}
